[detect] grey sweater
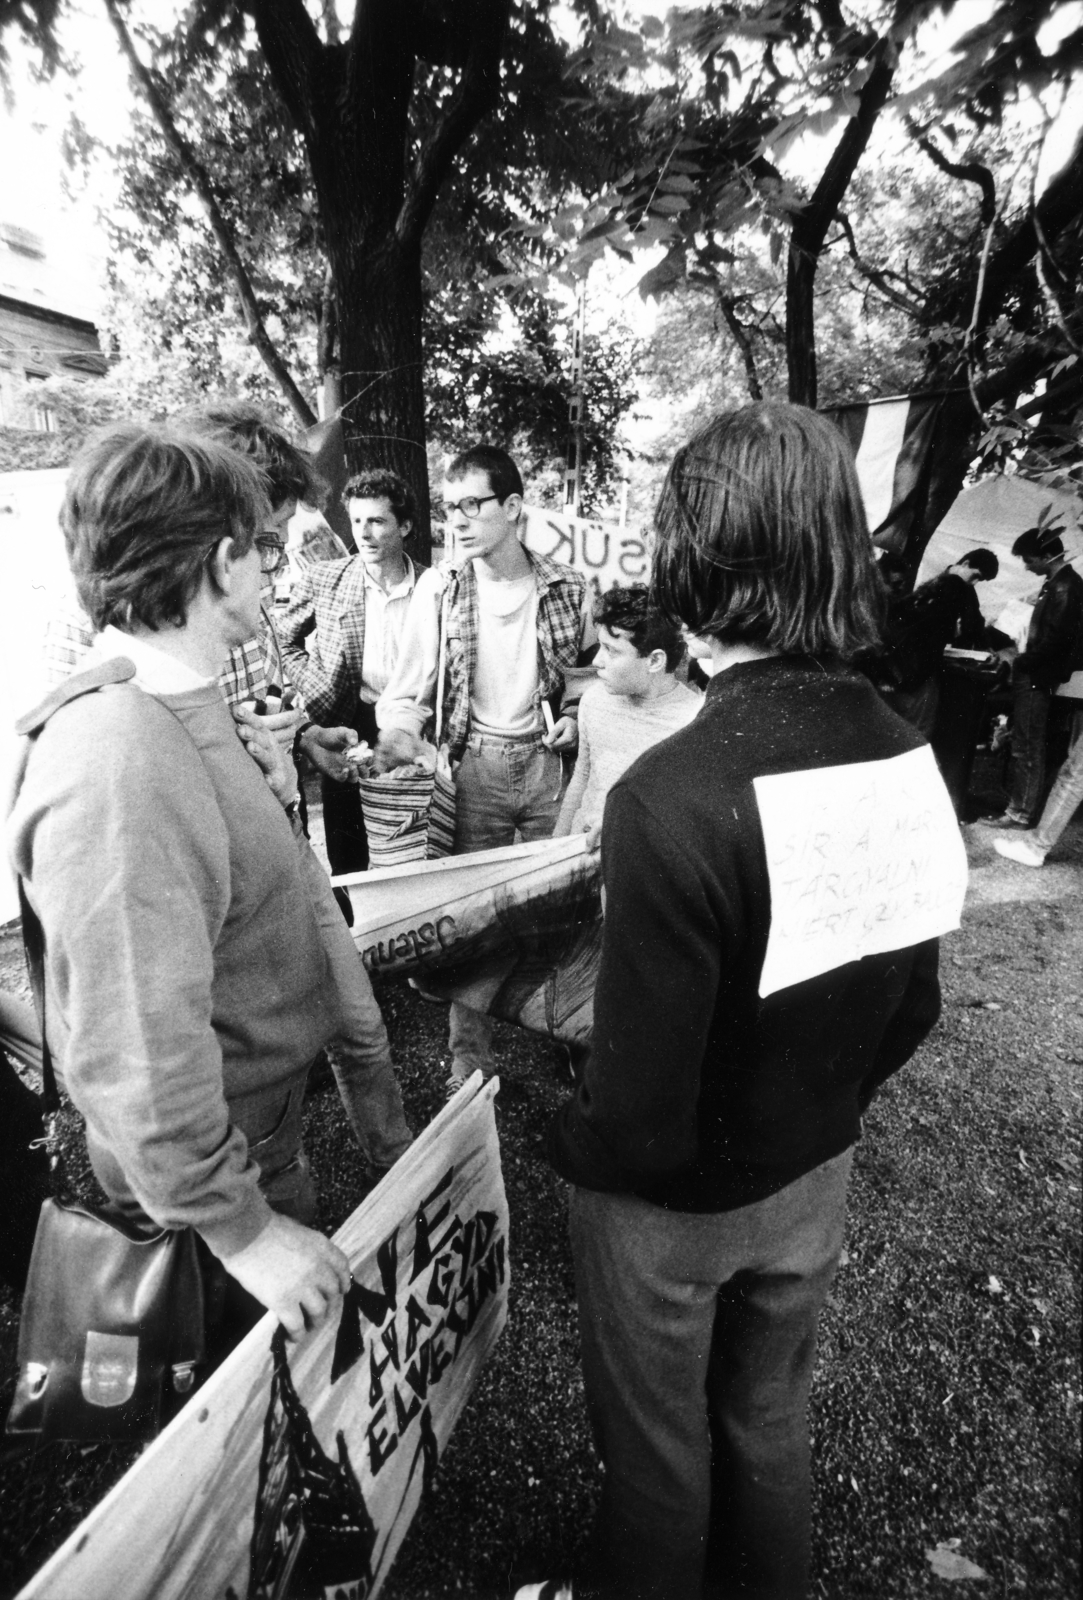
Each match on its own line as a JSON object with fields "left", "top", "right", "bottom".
{"left": 9, "top": 679, "right": 341, "bottom": 1254}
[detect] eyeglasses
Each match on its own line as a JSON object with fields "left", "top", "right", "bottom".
{"left": 255, "top": 536, "right": 288, "bottom": 575}
{"left": 439, "top": 493, "right": 501, "bottom": 521}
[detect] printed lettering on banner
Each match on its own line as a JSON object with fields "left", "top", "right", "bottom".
{"left": 17, "top": 1078, "right": 508, "bottom": 1600}
{"left": 754, "top": 745, "right": 968, "bottom": 998}
{"left": 520, "top": 506, "right": 648, "bottom": 597}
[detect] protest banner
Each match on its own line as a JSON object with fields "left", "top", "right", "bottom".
{"left": 17, "top": 1075, "right": 508, "bottom": 1600}
{"left": 519, "top": 504, "right": 648, "bottom": 598}
{"left": 336, "top": 837, "right": 602, "bottom": 1045}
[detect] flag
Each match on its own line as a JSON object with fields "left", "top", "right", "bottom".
{"left": 821, "top": 390, "right": 975, "bottom": 558}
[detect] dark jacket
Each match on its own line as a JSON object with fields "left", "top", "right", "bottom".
{"left": 548, "top": 657, "right": 954, "bottom": 1213}
{"left": 1017, "top": 562, "right": 1083, "bottom": 690}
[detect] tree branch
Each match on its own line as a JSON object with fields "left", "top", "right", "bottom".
{"left": 834, "top": 211, "right": 925, "bottom": 317}
{"left": 396, "top": 0, "right": 511, "bottom": 248}
{"left": 910, "top": 127, "right": 996, "bottom": 227}
{"left": 249, "top": 0, "right": 326, "bottom": 149}
{"left": 716, "top": 292, "right": 762, "bottom": 400}
{"left": 104, "top": 0, "right": 316, "bottom": 427}
{"left": 786, "top": 37, "right": 895, "bottom": 404}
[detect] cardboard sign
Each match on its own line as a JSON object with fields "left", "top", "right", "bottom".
{"left": 18, "top": 1076, "right": 508, "bottom": 1600}
{"left": 520, "top": 505, "right": 648, "bottom": 598}
{"left": 754, "top": 746, "right": 968, "bottom": 998}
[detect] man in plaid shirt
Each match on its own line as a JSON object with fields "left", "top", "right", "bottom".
{"left": 375, "top": 444, "right": 596, "bottom": 1091}
{"left": 280, "top": 469, "right": 423, "bottom": 884}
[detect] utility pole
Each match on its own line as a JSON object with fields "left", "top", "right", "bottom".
{"left": 564, "top": 278, "right": 587, "bottom": 515}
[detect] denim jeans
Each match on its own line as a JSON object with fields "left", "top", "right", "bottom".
{"left": 448, "top": 733, "right": 563, "bottom": 1075}
{"left": 570, "top": 1149, "right": 854, "bottom": 1600}
{"left": 1008, "top": 674, "right": 1052, "bottom": 821}
{"left": 1034, "top": 709, "right": 1083, "bottom": 853}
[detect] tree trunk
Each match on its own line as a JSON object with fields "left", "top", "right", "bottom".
{"left": 331, "top": 236, "right": 433, "bottom": 561}
{"left": 786, "top": 48, "right": 895, "bottom": 407}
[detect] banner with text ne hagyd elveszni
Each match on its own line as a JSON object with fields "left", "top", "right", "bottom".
{"left": 18, "top": 1076, "right": 508, "bottom": 1600}
{"left": 336, "top": 836, "right": 602, "bottom": 1046}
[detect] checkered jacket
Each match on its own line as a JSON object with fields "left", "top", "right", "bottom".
{"left": 279, "top": 554, "right": 421, "bottom": 726}
{"left": 440, "top": 549, "right": 588, "bottom": 760}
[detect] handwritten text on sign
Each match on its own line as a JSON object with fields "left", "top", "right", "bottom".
{"left": 753, "top": 745, "right": 967, "bottom": 998}
{"left": 521, "top": 505, "right": 648, "bottom": 598}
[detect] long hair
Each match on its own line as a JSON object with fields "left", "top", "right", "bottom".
{"left": 652, "top": 402, "right": 883, "bottom": 661}
{"left": 62, "top": 423, "right": 269, "bottom": 632}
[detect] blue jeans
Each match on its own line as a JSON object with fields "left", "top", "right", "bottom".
{"left": 1008, "top": 674, "right": 1051, "bottom": 821}
{"left": 570, "top": 1150, "right": 854, "bottom": 1600}
{"left": 448, "top": 733, "right": 563, "bottom": 1075}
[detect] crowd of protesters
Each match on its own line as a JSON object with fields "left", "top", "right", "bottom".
{"left": 1, "top": 395, "right": 1080, "bottom": 1600}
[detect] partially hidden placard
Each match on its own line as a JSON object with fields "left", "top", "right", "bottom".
{"left": 754, "top": 745, "right": 968, "bottom": 999}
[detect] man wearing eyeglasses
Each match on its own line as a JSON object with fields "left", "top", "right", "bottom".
{"left": 375, "top": 444, "right": 597, "bottom": 1092}
{"left": 41, "top": 402, "right": 358, "bottom": 792}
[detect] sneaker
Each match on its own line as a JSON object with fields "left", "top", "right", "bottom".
{"left": 445, "top": 1069, "right": 468, "bottom": 1100}
{"left": 513, "top": 1584, "right": 574, "bottom": 1600}
{"left": 980, "top": 810, "right": 1031, "bottom": 829}
{"left": 994, "top": 836, "right": 1047, "bottom": 868}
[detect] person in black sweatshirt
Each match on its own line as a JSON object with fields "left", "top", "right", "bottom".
{"left": 543, "top": 403, "right": 967, "bottom": 1600}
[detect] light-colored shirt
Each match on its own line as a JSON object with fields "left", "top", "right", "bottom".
{"left": 359, "top": 558, "right": 419, "bottom": 704}
{"left": 555, "top": 678, "right": 703, "bottom": 835}
{"left": 376, "top": 562, "right": 596, "bottom": 741}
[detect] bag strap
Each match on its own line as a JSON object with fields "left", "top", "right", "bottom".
{"left": 434, "top": 579, "right": 451, "bottom": 749}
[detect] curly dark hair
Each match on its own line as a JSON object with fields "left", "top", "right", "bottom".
{"left": 593, "top": 584, "right": 685, "bottom": 669}
{"left": 342, "top": 469, "right": 417, "bottom": 528}
{"left": 652, "top": 403, "right": 883, "bottom": 661}
{"left": 62, "top": 423, "right": 268, "bottom": 632}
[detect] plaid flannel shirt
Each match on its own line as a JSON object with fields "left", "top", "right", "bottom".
{"left": 440, "top": 549, "right": 588, "bottom": 760}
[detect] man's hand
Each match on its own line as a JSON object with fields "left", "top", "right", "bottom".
{"left": 584, "top": 822, "right": 602, "bottom": 853}
{"left": 372, "top": 728, "right": 424, "bottom": 773}
{"left": 257, "top": 704, "right": 305, "bottom": 752}
{"left": 300, "top": 724, "right": 359, "bottom": 783}
{"left": 233, "top": 704, "right": 300, "bottom": 808}
{"left": 217, "top": 1213, "right": 351, "bottom": 1341}
{"left": 543, "top": 714, "right": 579, "bottom": 753}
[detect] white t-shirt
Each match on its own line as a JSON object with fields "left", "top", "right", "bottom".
{"left": 470, "top": 569, "right": 542, "bottom": 737}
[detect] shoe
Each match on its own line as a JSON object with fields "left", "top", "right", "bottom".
{"left": 994, "top": 836, "right": 1047, "bottom": 868}
{"left": 445, "top": 1069, "right": 468, "bottom": 1100}
{"left": 513, "top": 1584, "right": 574, "bottom": 1600}
{"left": 980, "top": 810, "right": 1031, "bottom": 829}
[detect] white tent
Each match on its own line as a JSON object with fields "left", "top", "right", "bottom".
{"left": 916, "top": 474, "right": 1082, "bottom": 621}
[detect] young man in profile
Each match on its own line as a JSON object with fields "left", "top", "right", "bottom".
{"left": 984, "top": 521, "right": 1083, "bottom": 828}
{"left": 376, "top": 444, "right": 596, "bottom": 1089}
{"left": 280, "top": 468, "right": 423, "bottom": 880}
